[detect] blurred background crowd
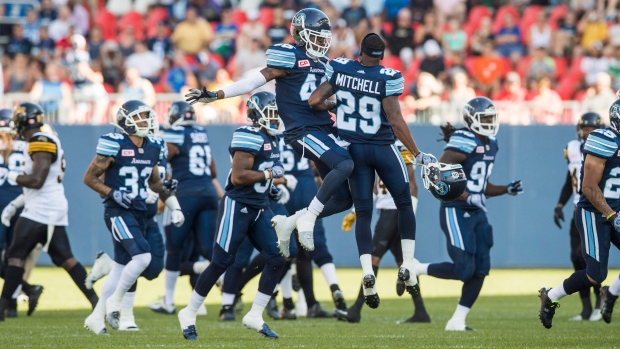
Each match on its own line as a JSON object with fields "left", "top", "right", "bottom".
{"left": 0, "top": 0, "right": 618, "bottom": 125}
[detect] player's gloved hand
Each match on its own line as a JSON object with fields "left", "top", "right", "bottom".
{"left": 276, "top": 184, "right": 290, "bottom": 204}
{"left": 108, "top": 190, "right": 133, "bottom": 209}
{"left": 507, "top": 180, "right": 523, "bottom": 195}
{"left": 1, "top": 202, "right": 17, "bottom": 227}
{"left": 415, "top": 151, "right": 437, "bottom": 166}
{"left": 607, "top": 212, "right": 620, "bottom": 233}
{"left": 170, "top": 209, "right": 185, "bottom": 227}
{"left": 270, "top": 162, "right": 285, "bottom": 179}
{"left": 162, "top": 179, "right": 178, "bottom": 195}
{"left": 341, "top": 210, "right": 357, "bottom": 232}
{"left": 466, "top": 193, "right": 487, "bottom": 212}
{"left": 185, "top": 87, "right": 218, "bottom": 105}
{"left": 553, "top": 205, "right": 564, "bottom": 229}
{"left": 145, "top": 188, "right": 159, "bottom": 204}
{"left": 269, "top": 185, "right": 283, "bottom": 202}
{"left": 283, "top": 174, "right": 298, "bottom": 191}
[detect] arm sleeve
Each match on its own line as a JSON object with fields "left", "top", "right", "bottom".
{"left": 557, "top": 170, "right": 573, "bottom": 206}
{"left": 221, "top": 71, "right": 267, "bottom": 99}
{"left": 385, "top": 71, "right": 404, "bottom": 97}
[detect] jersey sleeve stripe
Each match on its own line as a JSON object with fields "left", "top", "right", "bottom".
{"left": 231, "top": 141, "right": 262, "bottom": 151}
{"left": 448, "top": 136, "right": 477, "bottom": 147}
{"left": 587, "top": 136, "right": 617, "bottom": 150}
{"left": 266, "top": 59, "right": 295, "bottom": 68}
{"left": 584, "top": 144, "right": 615, "bottom": 157}
{"left": 233, "top": 134, "right": 264, "bottom": 143}
{"left": 96, "top": 138, "right": 120, "bottom": 156}
{"left": 28, "top": 142, "right": 57, "bottom": 154}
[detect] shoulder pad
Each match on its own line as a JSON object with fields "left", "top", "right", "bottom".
{"left": 232, "top": 127, "right": 264, "bottom": 152}
{"left": 583, "top": 129, "right": 619, "bottom": 158}
{"left": 266, "top": 44, "right": 297, "bottom": 70}
{"left": 96, "top": 134, "right": 122, "bottom": 157}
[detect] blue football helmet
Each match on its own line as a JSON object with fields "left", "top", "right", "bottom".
{"left": 115, "top": 100, "right": 157, "bottom": 137}
{"left": 463, "top": 96, "right": 499, "bottom": 137}
{"left": 422, "top": 163, "right": 467, "bottom": 202}
{"left": 577, "top": 111, "right": 604, "bottom": 141}
{"left": 609, "top": 99, "right": 620, "bottom": 134}
{"left": 290, "top": 8, "right": 332, "bottom": 59}
{"left": 247, "top": 91, "right": 281, "bottom": 136}
{"left": 166, "top": 101, "right": 196, "bottom": 127}
{"left": 0, "top": 108, "right": 12, "bottom": 133}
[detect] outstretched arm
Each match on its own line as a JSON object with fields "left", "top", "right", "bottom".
{"left": 309, "top": 81, "right": 336, "bottom": 111}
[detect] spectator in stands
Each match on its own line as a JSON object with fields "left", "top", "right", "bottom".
{"left": 7, "top": 24, "right": 33, "bottom": 58}
{"left": 582, "top": 72, "right": 616, "bottom": 120}
{"left": 609, "top": 12, "right": 620, "bottom": 47}
{"left": 0, "top": 5, "right": 11, "bottom": 42}
{"left": 39, "top": 0, "right": 58, "bottom": 23}
{"left": 609, "top": 46, "right": 620, "bottom": 90}
{"left": 205, "top": 68, "right": 242, "bottom": 123}
{"left": 87, "top": 26, "right": 103, "bottom": 61}
{"left": 106, "top": 0, "right": 133, "bottom": 16}
{"left": 3, "top": 53, "right": 34, "bottom": 93}
{"left": 211, "top": 7, "right": 238, "bottom": 63}
{"left": 65, "top": 34, "right": 109, "bottom": 124}
{"left": 30, "top": 61, "right": 72, "bottom": 122}
{"left": 410, "top": 0, "right": 434, "bottom": 23}
{"left": 554, "top": 11, "right": 578, "bottom": 57}
{"left": 48, "top": 6, "right": 71, "bottom": 42}
{"left": 404, "top": 71, "right": 443, "bottom": 124}
{"left": 433, "top": 0, "right": 466, "bottom": 24}
{"left": 442, "top": 18, "right": 467, "bottom": 59}
{"left": 23, "top": 9, "right": 42, "bottom": 45}
{"left": 169, "top": 0, "right": 189, "bottom": 23}
{"left": 119, "top": 25, "right": 137, "bottom": 57}
{"left": 237, "top": 9, "right": 267, "bottom": 52}
{"left": 167, "top": 51, "right": 192, "bottom": 93}
{"left": 148, "top": 23, "right": 174, "bottom": 60}
{"left": 447, "top": 69, "right": 476, "bottom": 123}
{"left": 342, "top": 0, "right": 367, "bottom": 27}
{"left": 530, "top": 76, "right": 563, "bottom": 125}
{"left": 125, "top": 41, "right": 164, "bottom": 83}
{"left": 100, "top": 40, "right": 123, "bottom": 88}
{"left": 581, "top": 41, "right": 610, "bottom": 86}
{"left": 414, "top": 11, "right": 443, "bottom": 46}
{"left": 495, "top": 71, "right": 529, "bottom": 124}
{"left": 118, "top": 67, "right": 157, "bottom": 108}
{"left": 472, "top": 41, "right": 503, "bottom": 96}
{"left": 386, "top": 8, "right": 414, "bottom": 57}
{"left": 267, "top": 7, "right": 289, "bottom": 46}
{"left": 196, "top": 47, "right": 222, "bottom": 85}
{"left": 35, "top": 26, "right": 56, "bottom": 61}
{"left": 234, "top": 38, "right": 266, "bottom": 79}
{"left": 579, "top": 10, "right": 608, "bottom": 49}
{"left": 330, "top": 19, "right": 357, "bottom": 59}
{"left": 527, "top": 46, "right": 556, "bottom": 81}
{"left": 470, "top": 16, "right": 493, "bottom": 56}
{"left": 495, "top": 14, "right": 523, "bottom": 59}
{"left": 384, "top": 0, "right": 411, "bottom": 22}
{"left": 496, "top": 71, "right": 527, "bottom": 102}
{"left": 68, "top": 0, "right": 89, "bottom": 36}
{"left": 172, "top": 6, "right": 214, "bottom": 55}
{"left": 420, "top": 39, "right": 446, "bottom": 80}
{"left": 529, "top": 11, "right": 552, "bottom": 51}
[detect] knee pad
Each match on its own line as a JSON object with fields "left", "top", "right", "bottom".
{"left": 586, "top": 263, "right": 607, "bottom": 284}
{"left": 132, "top": 253, "right": 152, "bottom": 270}
{"left": 454, "top": 262, "right": 475, "bottom": 282}
{"left": 165, "top": 250, "right": 182, "bottom": 271}
{"left": 211, "top": 245, "right": 234, "bottom": 269}
{"left": 337, "top": 159, "right": 354, "bottom": 175}
{"left": 141, "top": 255, "right": 164, "bottom": 280}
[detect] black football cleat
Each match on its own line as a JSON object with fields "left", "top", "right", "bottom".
{"left": 396, "top": 278, "right": 406, "bottom": 297}
{"left": 26, "top": 285, "right": 44, "bottom": 316}
{"left": 219, "top": 305, "right": 236, "bottom": 322}
{"left": 332, "top": 290, "right": 347, "bottom": 311}
{"left": 600, "top": 286, "right": 618, "bottom": 324}
{"left": 335, "top": 308, "right": 361, "bottom": 323}
{"left": 397, "top": 268, "right": 420, "bottom": 297}
{"left": 363, "top": 275, "right": 380, "bottom": 309}
{"left": 539, "top": 287, "right": 560, "bottom": 329}
{"left": 182, "top": 325, "right": 198, "bottom": 340}
{"left": 397, "top": 312, "right": 431, "bottom": 324}
{"left": 306, "top": 303, "right": 334, "bottom": 318}
{"left": 233, "top": 293, "right": 244, "bottom": 315}
{"left": 258, "top": 323, "right": 279, "bottom": 339}
{"left": 0, "top": 298, "right": 8, "bottom": 321}
{"left": 266, "top": 298, "right": 280, "bottom": 320}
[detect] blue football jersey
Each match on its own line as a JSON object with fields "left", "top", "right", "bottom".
{"left": 441, "top": 130, "right": 499, "bottom": 210}
{"left": 578, "top": 128, "right": 620, "bottom": 213}
{"left": 279, "top": 139, "right": 313, "bottom": 178}
{"left": 326, "top": 57, "right": 404, "bottom": 144}
{"left": 224, "top": 126, "right": 281, "bottom": 208}
{"left": 265, "top": 43, "right": 332, "bottom": 132}
{"left": 96, "top": 133, "right": 163, "bottom": 211}
{"left": 162, "top": 125, "right": 217, "bottom": 197}
{"left": 0, "top": 138, "right": 27, "bottom": 201}
{"left": 146, "top": 139, "right": 168, "bottom": 219}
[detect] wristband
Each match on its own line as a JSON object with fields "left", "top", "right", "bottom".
{"left": 165, "top": 196, "right": 182, "bottom": 211}
{"left": 264, "top": 169, "right": 272, "bottom": 180}
{"left": 607, "top": 212, "right": 617, "bottom": 221}
{"left": 7, "top": 171, "right": 19, "bottom": 183}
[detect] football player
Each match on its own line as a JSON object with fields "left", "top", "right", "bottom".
{"left": 0, "top": 102, "right": 99, "bottom": 320}
{"left": 185, "top": 8, "right": 355, "bottom": 256}
{"left": 82, "top": 100, "right": 178, "bottom": 335}
{"left": 412, "top": 97, "right": 523, "bottom": 331}
{"left": 149, "top": 101, "right": 219, "bottom": 315}
{"left": 309, "top": 33, "right": 436, "bottom": 310}
{"left": 177, "top": 91, "right": 286, "bottom": 340}
{"left": 553, "top": 112, "right": 604, "bottom": 322}
{"left": 336, "top": 141, "right": 430, "bottom": 323}
{"left": 539, "top": 99, "right": 620, "bottom": 328}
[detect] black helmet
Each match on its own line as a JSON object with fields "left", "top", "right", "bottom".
{"left": 290, "top": 8, "right": 332, "bottom": 59}
{"left": 577, "top": 111, "right": 604, "bottom": 141}
{"left": 246, "top": 91, "right": 281, "bottom": 136}
{"left": 166, "top": 101, "right": 196, "bottom": 127}
{"left": 609, "top": 99, "right": 620, "bottom": 135}
{"left": 422, "top": 163, "right": 467, "bottom": 202}
{"left": 463, "top": 96, "right": 499, "bottom": 137}
{"left": 11, "top": 102, "right": 44, "bottom": 139}
{"left": 116, "top": 100, "right": 157, "bottom": 137}
{"left": 0, "top": 108, "right": 12, "bottom": 133}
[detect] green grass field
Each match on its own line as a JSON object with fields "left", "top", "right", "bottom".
{"left": 1, "top": 267, "right": 619, "bottom": 348}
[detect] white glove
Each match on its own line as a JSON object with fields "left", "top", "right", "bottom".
{"left": 145, "top": 188, "right": 159, "bottom": 204}
{"left": 277, "top": 184, "right": 290, "bottom": 204}
{"left": 466, "top": 193, "right": 487, "bottom": 212}
{"left": 283, "top": 174, "right": 298, "bottom": 191}
{"left": 1, "top": 203, "right": 17, "bottom": 227}
{"left": 170, "top": 209, "right": 185, "bottom": 227}
{"left": 415, "top": 151, "right": 437, "bottom": 166}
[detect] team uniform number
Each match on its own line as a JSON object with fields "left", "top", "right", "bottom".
{"left": 255, "top": 161, "right": 274, "bottom": 194}
{"left": 467, "top": 161, "right": 494, "bottom": 193}
{"left": 0, "top": 153, "right": 23, "bottom": 186}
{"left": 189, "top": 145, "right": 212, "bottom": 176}
{"left": 335, "top": 91, "right": 382, "bottom": 135}
{"left": 281, "top": 147, "right": 309, "bottom": 172}
{"left": 119, "top": 166, "right": 153, "bottom": 199}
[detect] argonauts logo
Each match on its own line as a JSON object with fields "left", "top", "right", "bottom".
{"left": 435, "top": 182, "right": 449, "bottom": 195}
{"left": 293, "top": 12, "right": 306, "bottom": 26}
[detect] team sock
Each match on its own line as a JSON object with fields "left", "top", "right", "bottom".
{"left": 320, "top": 263, "right": 339, "bottom": 287}
{"left": 164, "top": 270, "right": 180, "bottom": 306}
{"left": 67, "top": 262, "right": 98, "bottom": 307}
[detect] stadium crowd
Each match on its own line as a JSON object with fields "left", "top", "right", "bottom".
{"left": 1, "top": 0, "right": 619, "bottom": 125}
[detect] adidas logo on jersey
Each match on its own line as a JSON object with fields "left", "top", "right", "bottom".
{"left": 240, "top": 207, "right": 248, "bottom": 213}
{"left": 464, "top": 212, "right": 471, "bottom": 218}
{"left": 357, "top": 70, "right": 365, "bottom": 74}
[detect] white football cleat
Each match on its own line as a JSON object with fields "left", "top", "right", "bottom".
{"left": 271, "top": 215, "right": 296, "bottom": 257}
{"left": 445, "top": 318, "right": 474, "bottom": 331}
{"left": 149, "top": 297, "right": 176, "bottom": 315}
{"left": 85, "top": 252, "right": 113, "bottom": 289}
{"left": 590, "top": 309, "right": 602, "bottom": 321}
{"left": 119, "top": 308, "right": 139, "bottom": 331}
{"left": 295, "top": 212, "right": 316, "bottom": 251}
{"left": 568, "top": 314, "right": 583, "bottom": 321}
{"left": 84, "top": 314, "right": 108, "bottom": 336}
{"left": 197, "top": 303, "right": 207, "bottom": 316}
{"left": 105, "top": 298, "right": 121, "bottom": 330}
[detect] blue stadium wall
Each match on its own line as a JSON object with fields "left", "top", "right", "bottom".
{"left": 35, "top": 124, "right": 620, "bottom": 268}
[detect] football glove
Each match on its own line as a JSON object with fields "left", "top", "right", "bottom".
{"left": 466, "top": 193, "right": 487, "bottom": 212}
{"left": 185, "top": 87, "right": 218, "bottom": 105}
{"left": 553, "top": 206, "right": 564, "bottom": 229}
{"left": 269, "top": 185, "right": 283, "bottom": 202}
{"left": 276, "top": 184, "right": 290, "bottom": 204}
{"left": 270, "top": 162, "right": 285, "bottom": 179}
{"left": 415, "top": 151, "right": 437, "bottom": 166}
{"left": 145, "top": 188, "right": 159, "bottom": 204}
{"left": 170, "top": 209, "right": 185, "bottom": 227}
{"left": 162, "top": 179, "right": 178, "bottom": 195}
{"left": 283, "top": 174, "right": 298, "bottom": 191}
{"left": 1, "top": 202, "right": 17, "bottom": 227}
{"left": 108, "top": 190, "right": 133, "bottom": 209}
{"left": 341, "top": 210, "right": 357, "bottom": 232}
{"left": 607, "top": 213, "right": 620, "bottom": 233}
{"left": 507, "top": 180, "right": 523, "bottom": 195}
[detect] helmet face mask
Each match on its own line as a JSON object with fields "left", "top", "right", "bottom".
{"left": 609, "top": 99, "right": 620, "bottom": 135}
{"left": 116, "top": 101, "right": 157, "bottom": 138}
{"left": 247, "top": 92, "right": 281, "bottom": 136}
{"left": 421, "top": 162, "right": 467, "bottom": 202}
{"left": 463, "top": 97, "right": 499, "bottom": 137}
{"left": 291, "top": 9, "right": 332, "bottom": 59}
